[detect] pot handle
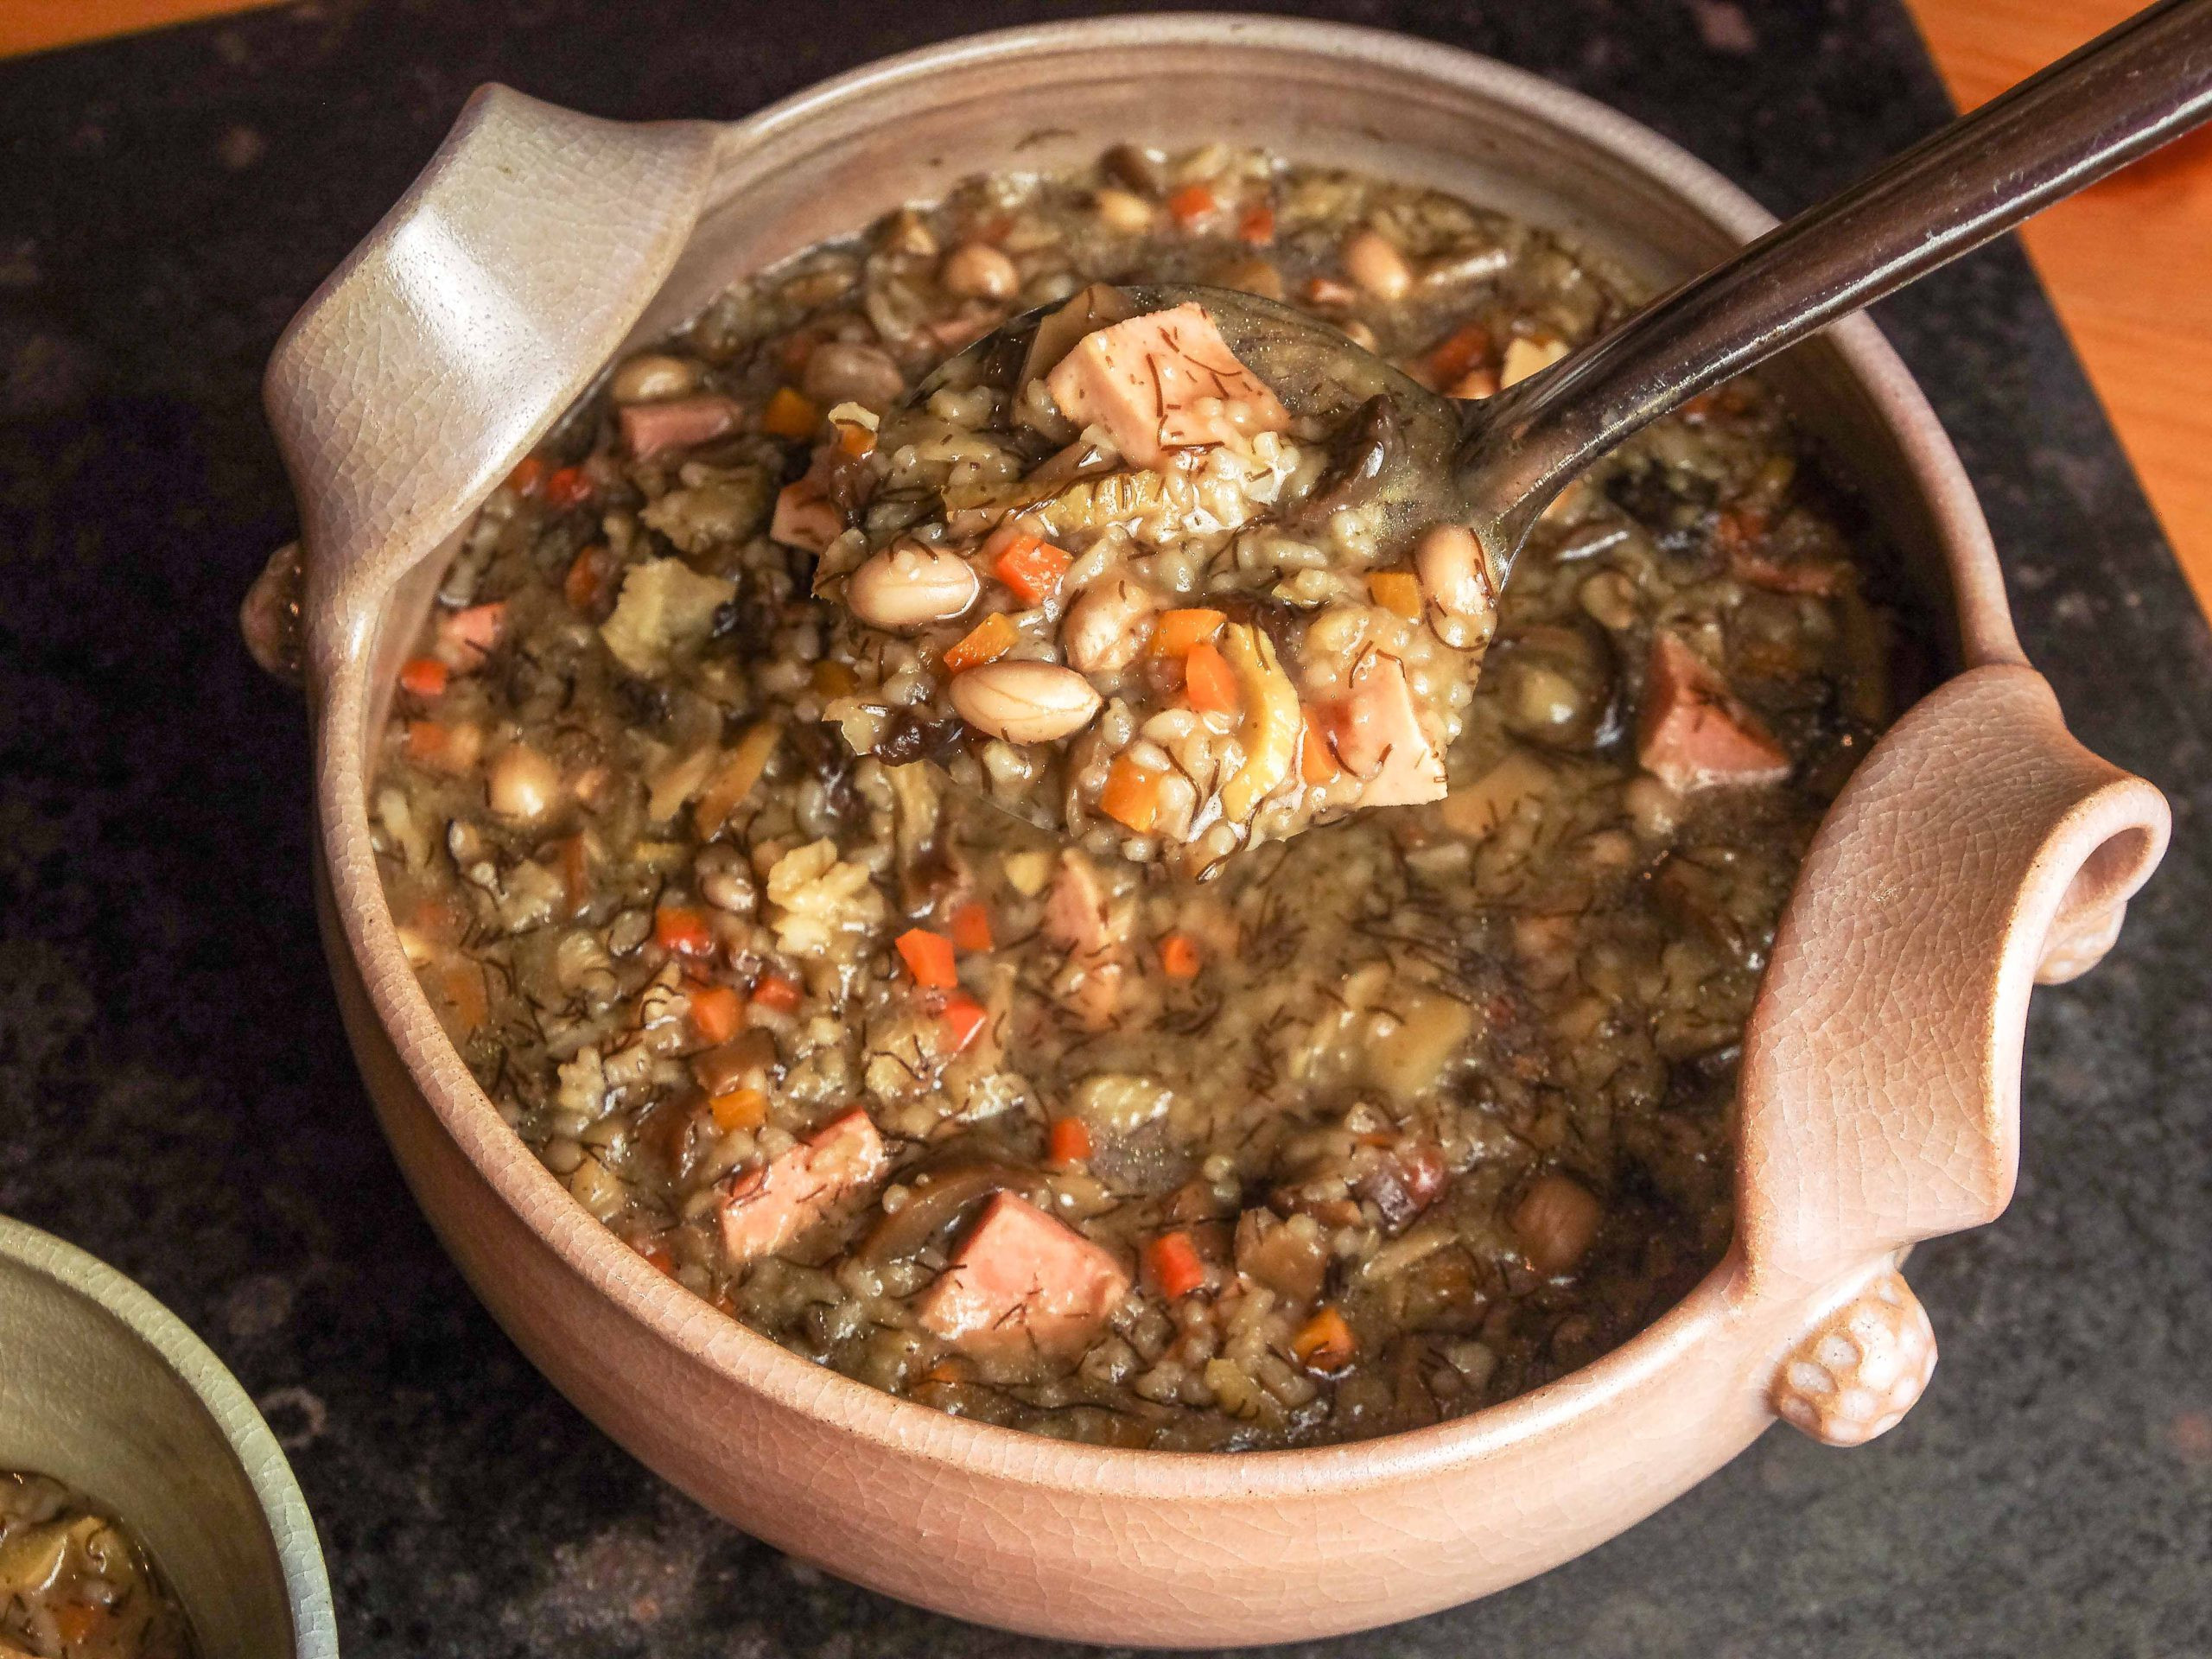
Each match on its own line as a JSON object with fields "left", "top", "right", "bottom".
{"left": 259, "top": 84, "right": 721, "bottom": 684}
{"left": 1738, "top": 664, "right": 2167, "bottom": 1440}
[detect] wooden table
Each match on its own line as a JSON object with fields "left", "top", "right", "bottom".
{"left": 11, "top": 0, "right": 2207, "bottom": 613}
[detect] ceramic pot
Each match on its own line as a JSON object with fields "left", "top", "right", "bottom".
{"left": 252, "top": 16, "right": 2171, "bottom": 1644}
{"left": 0, "top": 1217, "right": 337, "bottom": 1657}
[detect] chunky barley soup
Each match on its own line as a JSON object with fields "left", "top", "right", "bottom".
{"left": 372, "top": 143, "right": 1923, "bottom": 1451}
{"left": 812, "top": 283, "right": 1484, "bottom": 874}
{"left": 0, "top": 1474, "right": 193, "bottom": 1659}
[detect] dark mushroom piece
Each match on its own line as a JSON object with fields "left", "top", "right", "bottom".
{"left": 1487, "top": 618, "right": 1624, "bottom": 753}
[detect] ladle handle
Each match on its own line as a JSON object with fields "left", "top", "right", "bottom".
{"left": 1462, "top": 0, "right": 2212, "bottom": 554}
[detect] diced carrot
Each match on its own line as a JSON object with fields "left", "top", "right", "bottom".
{"left": 690, "top": 984, "right": 744, "bottom": 1046}
{"left": 1299, "top": 706, "right": 1341, "bottom": 785}
{"left": 950, "top": 901, "right": 995, "bottom": 954}
{"left": 761, "top": 385, "right": 820, "bottom": 439}
{"left": 811, "top": 659, "right": 858, "bottom": 696}
{"left": 1145, "top": 1230, "right": 1208, "bottom": 1300}
{"left": 896, "top": 928, "right": 960, "bottom": 989}
{"left": 635, "top": 1237, "right": 677, "bottom": 1276}
{"left": 1148, "top": 607, "right": 1226, "bottom": 658}
{"left": 1166, "top": 182, "right": 1217, "bottom": 227}
{"left": 504, "top": 455, "right": 546, "bottom": 496}
{"left": 750, "top": 972, "right": 804, "bottom": 1014}
{"left": 1421, "top": 322, "right": 1491, "bottom": 386}
{"left": 544, "top": 464, "right": 594, "bottom": 508}
{"left": 1099, "top": 755, "right": 1165, "bottom": 833}
{"left": 654, "top": 905, "right": 715, "bottom": 958}
{"left": 709, "top": 1086, "right": 768, "bottom": 1132}
{"left": 1291, "top": 1305, "right": 1357, "bottom": 1372}
{"left": 836, "top": 419, "right": 876, "bottom": 458}
{"left": 942, "top": 612, "right": 1019, "bottom": 673}
{"left": 398, "top": 656, "right": 448, "bottom": 699}
{"left": 1368, "top": 570, "right": 1424, "bottom": 619}
{"left": 1159, "top": 932, "right": 1202, "bottom": 980}
{"left": 1236, "top": 202, "right": 1276, "bottom": 245}
{"left": 939, "top": 991, "right": 989, "bottom": 1055}
{"left": 1182, "top": 641, "right": 1239, "bottom": 714}
{"left": 563, "top": 543, "right": 619, "bottom": 615}
{"left": 989, "top": 527, "right": 1073, "bottom": 607}
{"left": 1048, "top": 1116, "right": 1094, "bottom": 1164}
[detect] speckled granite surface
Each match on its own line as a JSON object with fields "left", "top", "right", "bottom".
{"left": 0, "top": 2, "right": 2206, "bottom": 1653}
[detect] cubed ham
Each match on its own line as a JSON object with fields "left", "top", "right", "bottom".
{"left": 1043, "top": 302, "right": 1290, "bottom": 469}
{"left": 435, "top": 601, "right": 505, "bottom": 671}
{"left": 717, "top": 1107, "right": 889, "bottom": 1263}
{"left": 1636, "top": 632, "right": 1792, "bottom": 792}
{"left": 1330, "top": 654, "right": 1446, "bottom": 806}
{"left": 771, "top": 476, "right": 842, "bottom": 553}
{"left": 620, "top": 394, "right": 741, "bottom": 460}
{"left": 1042, "top": 852, "right": 1120, "bottom": 957}
{"left": 914, "top": 1192, "right": 1131, "bottom": 1362}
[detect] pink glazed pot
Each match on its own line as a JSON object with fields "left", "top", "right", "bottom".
{"left": 255, "top": 16, "right": 2172, "bottom": 1645}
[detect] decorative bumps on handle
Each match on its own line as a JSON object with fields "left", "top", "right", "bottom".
{"left": 1771, "top": 1269, "right": 1937, "bottom": 1446}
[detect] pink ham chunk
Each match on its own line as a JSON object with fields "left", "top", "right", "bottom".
{"left": 1331, "top": 654, "right": 1447, "bottom": 806}
{"left": 1042, "top": 853, "right": 1119, "bottom": 957}
{"left": 620, "top": 394, "right": 741, "bottom": 461}
{"left": 718, "top": 1107, "right": 890, "bottom": 1264}
{"left": 915, "top": 1192, "right": 1131, "bottom": 1363}
{"left": 1043, "top": 302, "right": 1291, "bottom": 469}
{"left": 1636, "top": 632, "right": 1792, "bottom": 792}
{"left": 435, "top": 601, "right": 505, "bottom": 671}
{"left": 771, "top": 475, "right": 842, "bottom": 553}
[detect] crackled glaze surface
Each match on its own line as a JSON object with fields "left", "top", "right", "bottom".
{"left": 1772, "top": 1268, "right": 1937, "bottom": 1446}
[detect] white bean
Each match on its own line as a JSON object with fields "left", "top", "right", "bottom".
{"left": 609, "top": 353, "right": 698, "bottom": 404}
{"left": 1093, "top": 188, "right": 1155, "bottom": 233}
{"left": 950, "top": 661, "right": 1103, "bottom": 744}
{"left": 1341, "top": 229, "right": 1412, "bottom": 302}
{"left": 940, "top": 242, "right": 1020, "bottom": 302}
{"left": 847, "top": 542, "right": 980, "bottom": 632}
{"left": 487, "top": 743, "right": 561, "bottom": 823}
{"left": 801, "top": 341, "right": 905, "bottom": 410}
{"left": 1415, "top": 523, "right": 1493, "bottom": 620}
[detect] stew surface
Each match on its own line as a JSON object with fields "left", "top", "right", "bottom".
{"left": 372, "top": 143, "right": 1925, "bottom": 1451}
{"left": 0, "top": 1473, "right": 193, "bottom": 1659}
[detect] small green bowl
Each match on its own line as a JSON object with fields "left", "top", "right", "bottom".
{"left": 0, "top": 1216, "right": 337, "bottom": 1656}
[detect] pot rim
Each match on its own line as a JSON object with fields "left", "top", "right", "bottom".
{"left": 0, "top": 1216, "right": 339, "bottom": 1657}
{"left": 313, "top": 13, "right": 2016, "bottom": 1497}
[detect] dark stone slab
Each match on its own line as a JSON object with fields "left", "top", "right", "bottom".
{"left": 0, "top": 3, "right": 2205, "bottom": 1654}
